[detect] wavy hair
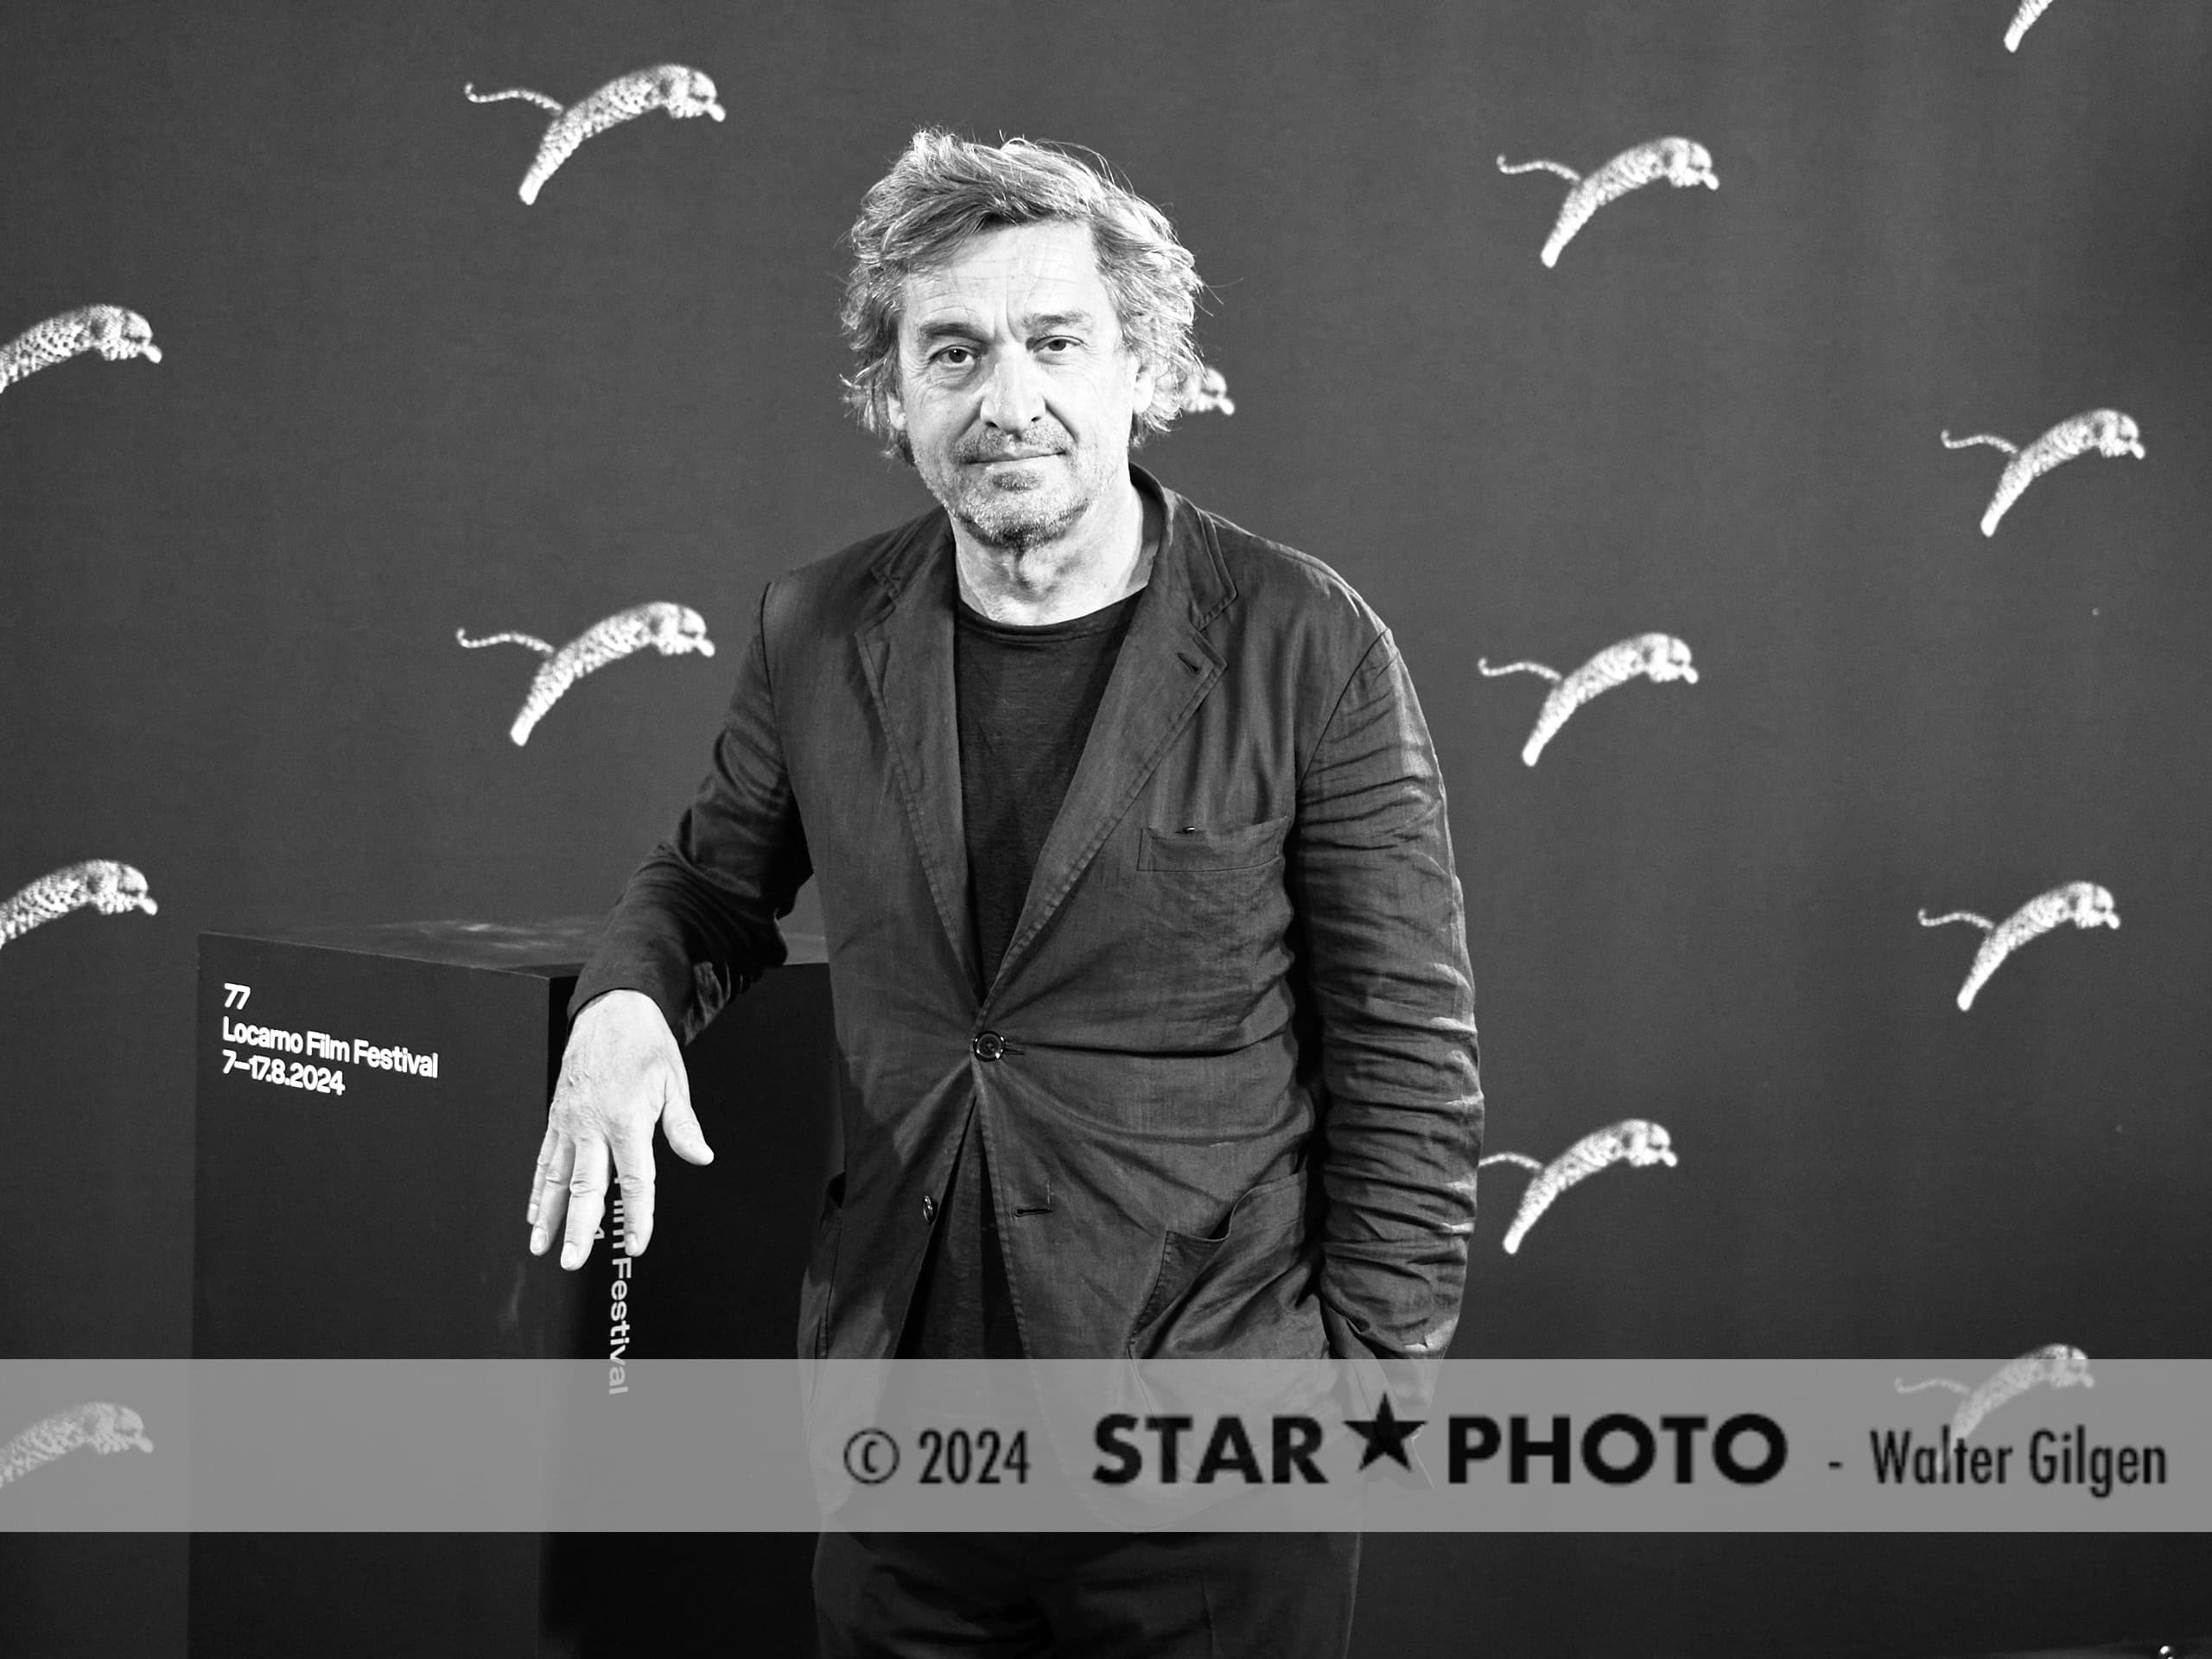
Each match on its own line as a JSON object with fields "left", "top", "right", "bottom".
{"left": 840, "top": 130, "right": 1205, "bottom": 461}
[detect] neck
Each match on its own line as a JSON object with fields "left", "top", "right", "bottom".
{"left": 953, "top": 471, "right": 1157, "bottom": 626}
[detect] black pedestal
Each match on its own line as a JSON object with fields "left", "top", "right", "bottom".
{"left": 189, "top": 917, "right": 834, "bottom": 1656}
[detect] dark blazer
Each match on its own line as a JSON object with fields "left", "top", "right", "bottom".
{"left": 572, "top": 467, "right": 1482, "bottom": 1362}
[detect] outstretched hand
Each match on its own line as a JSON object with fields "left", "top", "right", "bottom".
{"left": 526, "top": 988, "right": 713, "bottom": 1269}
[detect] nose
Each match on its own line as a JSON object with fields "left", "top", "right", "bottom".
{"left": 977, "top": 348, "right": 1046, "bottom": 431}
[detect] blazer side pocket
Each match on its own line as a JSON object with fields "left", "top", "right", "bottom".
{"left": 1137, "top": 813, "right": 1293, "bottom": 873}
{"left": 1126, "top": 1167, "right": 1310, "bottom": 1354}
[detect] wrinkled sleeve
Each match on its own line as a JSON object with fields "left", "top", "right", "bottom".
{"left": 569, "top": 583, "right": 813, "bottom": 1043}
{"left": 1288, "top": 630, "right": 1482, "bottom": 1360}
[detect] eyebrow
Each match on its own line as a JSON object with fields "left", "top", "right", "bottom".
{"left": 1022, "top": 310, "right": 1096, "bottom": 335}
{"left": 910, "top": 308, "right": 1100, "bottom": 345}
{"left": 912, "top": 319, "right": 984, "bottom": 346}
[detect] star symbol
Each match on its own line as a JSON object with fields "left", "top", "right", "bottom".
{"left": 1344, "top": 1395, "right": 1425, "bottom": 1471}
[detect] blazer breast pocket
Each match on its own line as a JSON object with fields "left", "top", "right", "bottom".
{"left": 1137, "top": 813, "right": 1293, "bottom": 873}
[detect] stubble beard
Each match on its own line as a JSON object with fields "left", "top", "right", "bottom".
{"left": 952, "top": 477, "right": 1084, "bottom": 554}
{"left": 923, "top": 429, "right": 1105, "bottom": 556}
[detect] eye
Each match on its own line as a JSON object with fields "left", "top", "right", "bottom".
{"left": 1039, "top": 336, "right": 1078, "bottom": 355}
{"left": 931, "top": 346, "right": 976, "bottom": 368}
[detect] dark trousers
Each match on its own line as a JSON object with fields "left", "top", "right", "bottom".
{"left": 812, "top": 1528, "right": 1360, "bottom": 1657}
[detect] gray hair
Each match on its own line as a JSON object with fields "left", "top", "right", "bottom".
{"left": 840, "top": 129, "right": 1206, "bottom": 460}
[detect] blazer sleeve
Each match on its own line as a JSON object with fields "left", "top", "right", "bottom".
{"left": 569, "top": 582, "right": 814, "bottom": 1042}
{"left": 1287, "top": 629, "right": 1482, "bottom": 1360}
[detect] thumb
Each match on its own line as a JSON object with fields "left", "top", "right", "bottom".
{"left": 658, "top": 1064, "right": 715, "bottom": 1166}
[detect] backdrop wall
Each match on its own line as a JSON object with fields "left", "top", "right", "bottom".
{"left": 3, "top": 1, "right": 2207, "bottom": 1653}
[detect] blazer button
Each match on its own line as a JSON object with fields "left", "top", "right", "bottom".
{"left": 921, "top": 1194, "right": 938, "bottom": 1224}
{"left": 972, "top": 1031, "right": 1005, "bottom": 1062}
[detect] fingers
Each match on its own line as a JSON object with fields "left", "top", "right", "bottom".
{"left": 525, "top": 1120, "right": 559, "bottom": 1229}
{"left": 613, "top": 1061, "right": 709, "bottom": 1258}
{"left": 611, "top": 1120, "right": 657, "bottom": 1259}
{"left": 528, "top": 1123, "right": 576, "bottom": 1256}
{"left": 561, "top": 1136, "right": 610, "bottom": 1270}
{"left": 658, "top": 1062, "right": 715, "bottom": 1168}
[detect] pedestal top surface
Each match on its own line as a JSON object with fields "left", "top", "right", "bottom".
{"left": 203, "top": 917, "right": 829, "bottom": 975}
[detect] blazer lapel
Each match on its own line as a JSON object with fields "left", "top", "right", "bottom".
{"left": 988, "top": 474, "right": 1233, "bottom": 997}
{"left": 856, "top": 514, "right": 982, "bottom": 997}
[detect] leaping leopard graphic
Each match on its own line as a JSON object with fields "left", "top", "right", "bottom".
{"left": 1918, "top": 881, "right": 2119, "bottom": 1011}
{"left": 0, "top": 861, "right": 158, "bottom": 950}
{"left": 458, "top": 602, "right": 716, "bottom": 744}
{"left": 2005, "top": 0, "right": 2063, "bottom": 51}
{"left": 0, "top": 306, "right": 162, "bottom": 394}
{"left": 1497, "top": 138, "right": 1719, "bottom": 267}
{"left": 1482, "top": 1120, "right": 1677, "bottom": 1254}
{"left": 1478, "top": 633, "right": 1699, "bottom": 766}
{"left": 1897, "top": 1345, "right": 2093, "bottom": 1440}
{"left": 1942, "top": 410, "right": 2144, "bottom": 537}
{"left": 1181, "top": 364, "right": 1235, "bottom": 416}
{"left": 467, "top": 66, "right": 726, "bottom": 204}
{"left": 0, "top": 1403, "right": 152, "bottom": 1490}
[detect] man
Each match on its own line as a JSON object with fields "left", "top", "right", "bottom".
{"left": 525, "top": 128, "right": 1481, "bottom": 1656}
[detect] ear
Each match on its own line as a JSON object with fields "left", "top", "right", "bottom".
{"left": 1129, "top": 350, "right": 1157, "bottom": 414}
{"left": 883, "top": 383, "right": 907, "bottom": 433}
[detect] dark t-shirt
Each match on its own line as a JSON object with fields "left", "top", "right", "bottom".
{"left": 895, "top": 585, "right": 1141, "bottom": 1359}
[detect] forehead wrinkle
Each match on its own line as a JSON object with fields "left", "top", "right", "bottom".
{"left": 912, "top": 304, "right": 1100, "bottom": 333}
{"left": 896, "top": 223, "right": 1116, "bottom": 340}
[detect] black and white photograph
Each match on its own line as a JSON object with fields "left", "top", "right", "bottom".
{"left": 3, "top": 2, "right": 2209, "bottom": 1654}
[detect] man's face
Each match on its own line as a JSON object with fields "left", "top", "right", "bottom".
{"left": 887, "top": 219, "right": 1154, "bottom": 553}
